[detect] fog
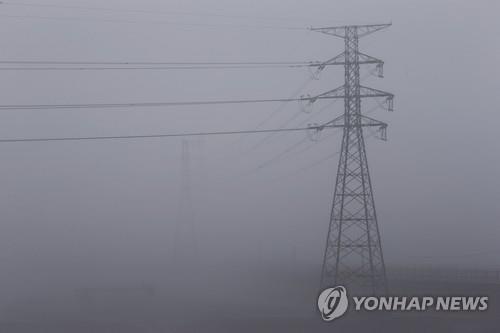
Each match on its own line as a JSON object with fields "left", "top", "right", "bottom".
{"left": 0, "top": 0, "right": 498, "bottom": 331}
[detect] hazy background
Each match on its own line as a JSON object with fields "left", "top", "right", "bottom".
{"left": 0, "top": 0, "right": 498, "bottom": 328}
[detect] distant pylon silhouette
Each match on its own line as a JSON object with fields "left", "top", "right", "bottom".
{"left": 173, "top": 139, "right": 198, "bottom": 266}
{"left": 311, "top": 24, "right": 394, "bottom": 294}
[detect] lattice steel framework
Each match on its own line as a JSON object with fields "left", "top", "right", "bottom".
{"left": 173, "top": 139, "right": 198, "bottom": 265}
{"left": 311, "top": 24, "right": 394, "bottom": 294}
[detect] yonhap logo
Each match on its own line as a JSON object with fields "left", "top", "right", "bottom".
{"left": 317, "top": 286, "right": 488, "bottom": 322}
{"left": 317, "top": 286, "right": 349, "bottom": 321}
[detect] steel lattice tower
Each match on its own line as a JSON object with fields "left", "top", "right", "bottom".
{"left": 311, "top": 24, "right": 394, "bottom": 294}
{"left": 173, "top": 139, "right": 198, "bottom": 265}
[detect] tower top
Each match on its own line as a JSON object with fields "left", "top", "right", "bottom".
{"left": 310, "top": 23, "right": 391, "bottom": 39}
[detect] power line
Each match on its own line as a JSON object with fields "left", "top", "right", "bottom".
{"left": 251, "top": 100, "right": 383, "bottom": 174}
{"left": 279, "top": 129, "right": 380, "bottom": 181}
{"left": 0, "top": 124, "right": 336, "bottom": 143}
{"left": 0, "top": 64, "right": 328, "bottom": 71}
{"left": 0, "top": 60, "right": 333, "bottom": 71}
{"left": 246, "top": 65, "right": 378, "bottom": 153}
{"left": 0, "top": 14, "right": 305, "bottom": 31}
{"left": 289, "top": 128, "right": 342, "bottom": 156}
{"left": 256, "top": 80, "right": 388, "bottom": 180}
{"left": 228, "top": 75, "right": 316, "bottom": 150}
{"left": 294, "top": 68, "right": 378, "bottom": 128}
{"left": 0, "top": 1, "right": 313, "bottom": 24}
{"left": 252, "top": 76, "right": 316, "bottom": 130}
{"left": 0, "top": 61, "right": 314, "bottom": 65}
{"left": 253, "top": 136, "right": 310, "bottom": 170}
{"left": 0, "top": 96, "right": 338, "bottom": 111}
{"left": 245, "top": 128, "right": 342, "bottom": 177}
{"left": 233, "top": 66, "right": 386, "bottom": 174}
{"left": 247, "top": 108, "right": 306, "bottom": 152}
{"left": 282, "top": 102, "right": 383, "bottom": 160}
{"left": 231, "top": 76, "right": 313, "bottom": 148}
{"left": 246, "top": 93, "right": 339, "bottom": 152}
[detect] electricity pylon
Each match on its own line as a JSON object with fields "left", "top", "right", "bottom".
{"left": 173, "top": 139, "right": 198, "bottom": 266}
{"left": 310, "top": 24, "right": 394, "bottom": 294}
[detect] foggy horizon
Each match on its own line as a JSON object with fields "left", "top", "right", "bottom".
{"left": 0, "top": 0, "right": 498, "bottom": 331}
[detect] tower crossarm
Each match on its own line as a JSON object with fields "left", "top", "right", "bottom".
{"left": 359, "top": 86, "right": 394, "bottom": 100}
{"left": 321, "top": 114, "right": 388, "bottom": 141}
{"left": 357, "top": 52, "right": 384, "bottom": 65}
{"left": 309, "top": 52, "right": 384, "bottom": 72}
{"left": 309, "top": 85, "right": 394, "bottom": 110}
{"left": 312, "top": 85, "right": 346, "bottom": 101}
{"left": 310, "top": 23, "right": 391, "bottom": 39}
{"left": 358, "top": 115, "right": 388, "bottom": 141}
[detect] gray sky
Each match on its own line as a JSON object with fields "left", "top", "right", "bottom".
{"left": 0, "top": 0, "right": 499, "bottom": 308}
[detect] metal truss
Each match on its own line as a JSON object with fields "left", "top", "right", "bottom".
{"left": 310, "top": 51, "right": 385, "bottom": 77}
{"left": 312, "top": 24, "right": 393, "bottom": 295}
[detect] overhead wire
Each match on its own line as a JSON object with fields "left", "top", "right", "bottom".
{"left": 0, "top": 1, "right": 314, "bottom": 24}
{"left": 0, "top": 60, "right": 319, "bottom": 66}
{"left": 295, "top": 66, "right": 381, "bottom": 128}
{"left": 243, "top": 66, "right": 378, "bottom": 152}
{"left": 0, "top": 13, "right": 305, "bottom": 31}
{"left": 240, "top": 103, "right": 342, "bottom": 175}
{"left": 0, "top": 1, "right": 392, "bottom": 193}
{"left": 247, "top": 98, "right": 385, "bottom": 175}
{"left": 277, "top": 129, "right": 381, "bottom": 180}
{"left": 245, "top": 65, "right": 383, "bottom": 163}
{"left": 227, "top": 75, "right": 316, "bottom": 152}
{"left": 0, "top": 60, "right": 330, "bottom": 71}
{"left": 0, "top": 124, "right": 337, "bottom": 144}
{"left": 0, "top": 65, "right": 319, "bottom": 71}
{"left": 0, "top": 95, "right": 340, "bottom": 111}
{"left": 252, "top": 136, "right": 311, "bottom": 171}
{"left": 288, "top": 102, "right": 382, "bottom": 159}
{"left": 252, "top": 76, "right": 316, "bottom": 130}
{"left": 246, "top": 95, "right": 323, "bottom": 152}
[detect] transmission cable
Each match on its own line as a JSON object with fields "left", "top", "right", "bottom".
{"left": 0, "top": 96, "right": 339, "bottom": 111}
{"left": 0, "top": 13, "right": 305, "bottom": 31}
{"left": 0, "top": 64, "right": 326, "bottom": 71}
{"left": 0, "top": 60, "right": 330, "bottom": 71}
{"left": 0, "top": 60, "right": 319, "bottom": 66}
{"left": 279, "top": 130, "right": 380, "bottom": 179}
{"left": 0, "top": 124, "right": 335, "bottom": 144}
{"left": 247, "top": 65, "right": 382, "bottom": 156}
{"left": 0, "top": 1, "right": 313, "bottom": 24}
{"left": 249, "top": 102, "right": 383, "bottom": 175}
